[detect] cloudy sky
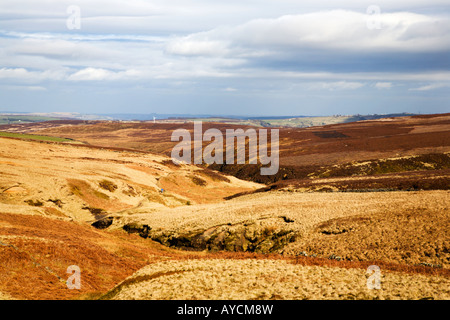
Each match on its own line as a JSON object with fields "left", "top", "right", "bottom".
{"left": 1, "top": 0, "right": 449, "bottom": 116}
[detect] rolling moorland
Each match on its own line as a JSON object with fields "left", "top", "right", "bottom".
{"left": 0, "top": 113, "right": 449, "bottom": 300}
{"left": 0, "top": 112, "right": 417, "bottom": 127}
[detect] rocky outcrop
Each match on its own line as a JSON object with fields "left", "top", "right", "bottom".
{"left": 123, "top": 223, "right": 151, "bottom": 238}
{"left": 91, "top": 216, "right": 114, "bottom": 229}
{"left": 123, "top": 218, "right": 298, "bottom": 254}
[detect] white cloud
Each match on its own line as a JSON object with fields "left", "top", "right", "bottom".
{"left": 0, "top": 67, "right": 30, "bottom": 78}
{"left": 0, "top": 67, "right": 66, "bottom": 82}
{"left": 409, "top": 82, "right": 450, "bottom": 91}
{"left": 166, "top": 36, "right": 230, "bottom": 56}
{"left": 67, "top": 67, "right": 114, "bottom": 81}
{"left": 67, "top": 67, "right": 140, "bottom": 81}
{"left": 25, "top": 85, "right": 47, "bottom": 91}
{"left": 165, "top": 10, "right": 450, "bottom": 56}
{"left": 246, "top": 70, "right": 450, "bottom": 83}
{"left": 1, "top": 84, "right": 47, "bottom": 91}
{"left": 375, "top": 82, "right": 393, "bottom": 89}
{"left": 307, "top": 81, "right": 365, "bottom": 91}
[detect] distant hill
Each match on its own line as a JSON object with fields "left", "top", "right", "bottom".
{"left": 1, "top": 111, "right": 419, "bottom": 128}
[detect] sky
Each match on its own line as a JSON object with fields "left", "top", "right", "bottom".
{"left": 0, "top": 0, "right": 449, "bottom": 116}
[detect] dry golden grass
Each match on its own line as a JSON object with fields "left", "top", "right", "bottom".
{"left": 0, "top": 136, "right": 261, "bottom": 299}
{"left": 158, "top": 171, "right": 256, "bottom": 205}
{"left": 0, "top": 212, "right": 186, "bottom": 300}
{"left": 67, "top": 178, "right": 132, "bottom": 212}
{"left": 0, "top": 137, "right": 261, "bottom": 223}
{"left": 285, "top": 206, "right": 449, "bottom": 268}
{"left": 106, "top": 259, "right": 450, "bottom": 300}
{"left": 121, "top": 190, "right": 449, "bottom": 268}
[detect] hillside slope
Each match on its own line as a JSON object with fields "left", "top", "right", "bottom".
{"left": 0, "top": 137, "right": 260, "bottom": 299}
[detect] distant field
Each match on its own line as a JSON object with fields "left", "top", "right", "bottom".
{"left": 179, "top": 113, "right": 418, "bottom": 128}
{"left": 0, "top": 115, "right": 60, "bottom": 125}
{"left": 261, "top": 116, "right": 354, "bottom": 127}
{"left": 0, "top": 131, "right": 81, "bottom": 143}
{"left": 173, "top": 116, "right": 348, "bottom": 127}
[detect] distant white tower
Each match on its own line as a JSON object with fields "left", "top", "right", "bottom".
{"left": 153, "top": 116, "right": 156, "bottom": 124}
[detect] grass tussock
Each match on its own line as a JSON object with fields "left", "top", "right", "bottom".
{"left": 67, "top": 178, "right": 131, "bottom": 212}
{"left": 69, "top": 180, "right": 109, "bottom": 200}
{"left": 43, "top": 207, "right": 66, "bottom": 217}
{"left": 47, "top": 199, "right": 63, "bottom": 208}
{"left": 199, "top": 168, "right": 231, "bottom": 183}
{"left": 313, "top": 153, "right": 450, "bottom": 178}
{"left": 82, "top": 206, "right": 105, "bottom": 216}
{"left": 190, "top": 175, "right": 207, "bottom": 187}
{"left": 24, "top": 199, "right": 44, "bottom": 207}
{"left": 98, "top": 180, "right": 118, "bottom": 192}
